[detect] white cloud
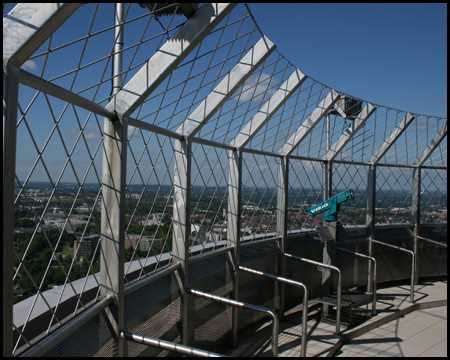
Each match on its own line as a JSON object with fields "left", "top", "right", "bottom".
{"left": 84, "top": 131, "right": 99, "bottom": 140}
{"left": 22, "top": 59, "right": 37, "bottom": 71}
{"left": 127, "top": 125, "right": 137, "bottom": 140}
{"left": 238, "top": 73, "right": 273, "bottom": 103}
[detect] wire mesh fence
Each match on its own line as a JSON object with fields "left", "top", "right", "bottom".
{"left": 124, "top": 129, "right": 175, "bottom": 282}
{"left": 332, "top": 162, "right": 369, "bottom": 225}
{"left": 3, "top": 2, "right": 447, "bottom": 356}
{"left": 423, "top": 135, "right": 447, "bottom": 167}
{"left": 20, "top": 4, "right": 188, "bottom": 105}
{"left": 420, "top": 168, "right": 447, "bottom": 224}
{"left": 247, "top": 76, "right": 332, "bottom": 154}
{"left": 13, "top": 85, "right": 106, "bottom": 353}
{"left": 241, "top": 152, "right": 280, "bottom": 240}
{"left": 131, "top": 4, "right": 262, "bottom": 132}
{"left": 197, "top": 51, "right": 295, "bottom": 145}
{"left": 190, "top": 143, "right": 229, "bottom": 254}
{"left": 336, "top": 107, "right": 408, "bottom": 164}
{"left": 375, "top": 166, "right": 414, "bottom": 225}
{"left": 287, "top": 158, "right": 324, "bottom": 231}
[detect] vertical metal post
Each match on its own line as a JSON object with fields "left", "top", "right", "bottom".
{"left": 99, "top": 4, "right": 127, "bottom": 356}
{"left": 276, "top": 156, "right": 289, "bottom": 315}
{"left": 366, "top": 165, "right": 376, "bottom": 292}
{"left": 3, "top": 67, "right": 19, "bottom": 357}
{"left": 323, "top": 160, "right": 332, "bottom": 200}
{"left": 172, "top": 137, "right": 192, "bottom": 346}
{"left": 227, "top": 149, "right": 242, "bottom": 347}
{"left": 411, "top": 166, "right": 421, "bottom": 284}
{"left": 326, "top": 114, "right": 331, "bottom": 155}
{"left": 321, "top": 160, "right": 333, "bottom": 315}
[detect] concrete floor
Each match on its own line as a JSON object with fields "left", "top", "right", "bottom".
{"left": 337, "top": 280, "right": 447, "bottom": 357}
{"left": 234, "top": 280, "right": 447, "bottom": 357}
{"left": 337, "top": 305, "right": 447, "bottom": 357}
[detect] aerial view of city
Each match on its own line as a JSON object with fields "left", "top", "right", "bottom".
{"left": 14, "top": 181, "right": 446, "bottom": 300}
{"left": 4, "top": 2, "right": 446, "bottom": 358}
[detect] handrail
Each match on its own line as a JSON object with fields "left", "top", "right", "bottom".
{"left": 120, "top": 330, "right": 225, "bottom": 357}
{"left": 282, "top": 252, "right": 342, "bottom": 334}
{"left": 371, "top": 238, "right": 415, "bottom": 302}
{"left": 238, "top": 265, "right": 309, "bottom": 357}
{"left": 335, "top": 247, "right": 377, "bottom": 315}
{"left": 417, "top": 235, "right": 447, "bottom": 248}
{"left": 189, "top": 288, "right": 280, "bottom": 356}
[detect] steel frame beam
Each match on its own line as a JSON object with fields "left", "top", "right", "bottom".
{"left": 324, "top": 103, "right": 377, "bottom": 161}
{"left": 276, "top": 156, "right": 289, "bottom": 314}
{"left": 3, "top": 3, "right": 81, "bottom": 68}
{"left": 411, "top": 166, "right": 421, "bottom": 284}
{"left": 127, "top": 116, "right": 183, "bottom": 141}
{"left": 226, "top": 149, "right": 242, "bottom": 347}
{"left": 172, "top": 138, "right": 193, "bottom": 345}
{"left": 370, "top": 112, "right": 415, "bottom": 165}
{"left": 230, "top": 68, "right": 306, "bottom": 148}
{"left": 411, "top": 122, "right": 446, "bottom": 283}
{"left": 280, "top": 90, "right": 342, "bottom": 156}
{"left": 99, "top": 4, "right": 127, "bottom": 356}
{"left": 107, "top": 3, "right": 235, "bottom": 116}
{"left": 111, "top": 4, "right": 236, "bottom": 350}
{"left": 176, "top": 36, "right": 276, "bottom": 137}
{"left": 415, "top": 123, "right": 447, "bottom": 166}
{"left": 12, "top": 67, "right": 113, "bottom": 118}
{"left": 366, "top": 113, "right": 415, "bottom": 286}
{"left": 174, "top": 33, "right": 275, "bottom": 345}
{"left": 3, "top": 67, "right": 19, "bottom": 358}
{"left": 324, "top": 160, "right": 332, "bottom": 200}
{"left": 3, "top": 3, "right": 447, "bottom": 358}
{"left": 366, "top": 164, "right": 376, "bottom": 293}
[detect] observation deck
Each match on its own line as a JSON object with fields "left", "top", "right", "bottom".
{"left": 3, "top": 3, "right": 447, "bottom": 357}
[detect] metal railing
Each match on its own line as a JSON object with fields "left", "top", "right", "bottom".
{"left": 238, "top": 265, "right": 309, "bottom": 357}
{"left": 335, "top": 247, "right": 377, "bottom": 315}
{"left": 189, "top": 288, "right": 280, "bottom": 356}
{"left": 417, "top": 235, "right": 447, "bottom": 248}
{"left": 282, "top": 252, "right": 342, "bottom": 334}
{"left": 371, "top": 238, "right": 415, "bottom": 302}
{"left": 120, "top": 330, "right": 225, "bottom": 357}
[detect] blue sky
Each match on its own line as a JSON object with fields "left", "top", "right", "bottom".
{"left": 249, "top": 3, "right": 447, "bottom": 117}
{"left": 8, "top": 3, "right": 447, "bottom": 185}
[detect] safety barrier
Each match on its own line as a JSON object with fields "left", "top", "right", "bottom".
{"left": 282, "top": 252, "right": 343, "bottom": 334}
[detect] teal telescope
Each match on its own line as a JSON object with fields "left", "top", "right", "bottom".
{"left": 307, "top": 190, "right": 353, "bottom": 222}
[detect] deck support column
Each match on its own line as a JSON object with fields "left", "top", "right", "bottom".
{"left": 3, "top": 67, "right": 19, "bottom": 357}
{"left": 276, "top": 156, "right": 289, "bottom": 315}
{"left": 366, "top": 165, "right": 376, "bottom": 293}
{"left": 99, "top": 4, "right": 127, "bottom": 356}
{"left": 227, "top": 149, "right": 242, "bottom": 347}
{"left": 172, "top": 138, "right": 193, "bottom": 346}
{"left": 411, "top": 167, "right": 421, "bottom": 284}
{"left": 321, "top": 160, "right": 334, "bottom": 284}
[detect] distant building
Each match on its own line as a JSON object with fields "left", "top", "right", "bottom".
{"left": 75, "top": 205, "right": 91, "bottom": 213}
{"left": 138, "top": 237, "right": 159, "bottom": 252}
{"left": 125, "top": 234, "right": 156, "bottom": 252}
{"left": 140, "top": 213, "right": 164, "bottom": 226}
{"left": 390, "top": 207, "right": 410, "bottom": 214}
{"left": 74, "top": 234, "right": 99, "bottom": 258}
